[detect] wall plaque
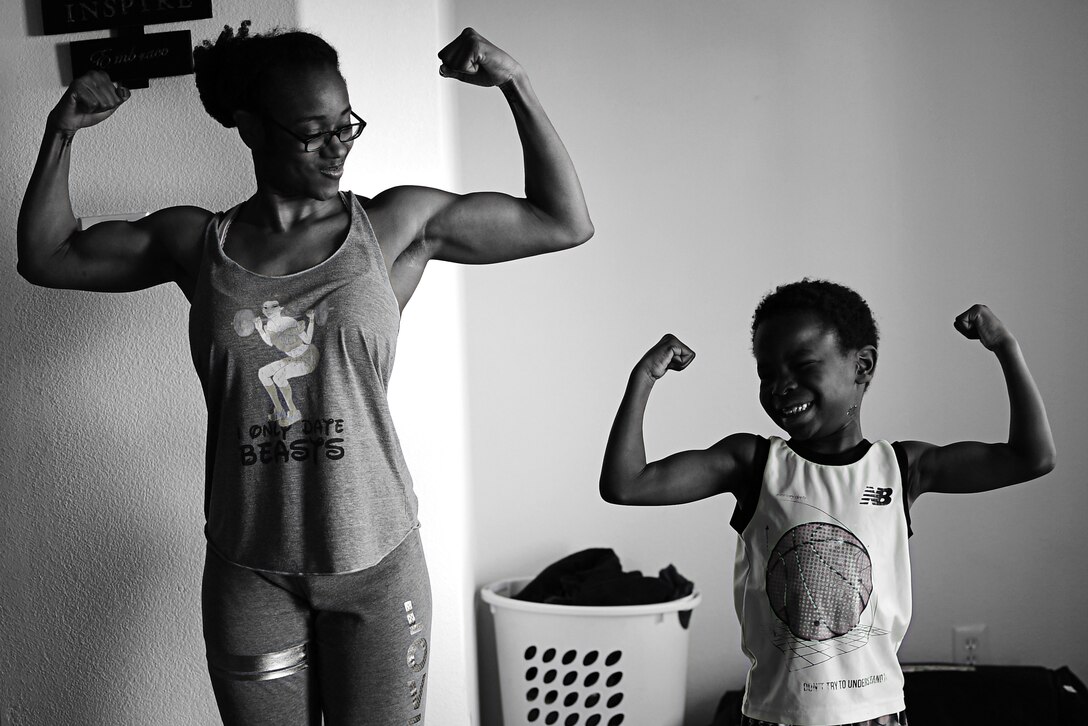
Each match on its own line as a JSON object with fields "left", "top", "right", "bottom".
{"left": 42, "top": 0, "right": 212, "bottom": 35}
{"left": 70, "top": 29, "right": 194, "bottom": 85}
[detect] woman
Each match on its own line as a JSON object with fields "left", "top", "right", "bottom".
{"left": 17, "top": 21, "right": 592, "bottom": 725}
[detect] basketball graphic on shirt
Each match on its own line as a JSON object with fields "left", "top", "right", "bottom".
{"left": 766, "top": 522, "right": 873, "bottom": 641}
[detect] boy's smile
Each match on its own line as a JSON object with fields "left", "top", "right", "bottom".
{"left": 779, "top": 400, "right": 813, "bottom": 418}
{"left": 753, "top": 311, "right": 875, "bottom": 453}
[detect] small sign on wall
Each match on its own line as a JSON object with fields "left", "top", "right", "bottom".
{"left": 42, "top": 0, "right": 213, "bottom": 35}
{"left": 70, "top": 29, "right": 194, "bottom": 84}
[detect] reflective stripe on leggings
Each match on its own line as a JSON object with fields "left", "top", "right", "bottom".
{"left": 207, "top": 642, "right": 309, "bottom": 682}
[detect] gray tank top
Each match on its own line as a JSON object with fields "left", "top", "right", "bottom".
{"left": 188, "top": 192, "right": 418, "bottom": 574}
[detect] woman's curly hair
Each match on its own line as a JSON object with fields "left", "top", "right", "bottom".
{"left": 193, "top": 20, "right": 341, "bottom": 128}
{"left": 751, "top": 278, "right": 879, "bottom": 352}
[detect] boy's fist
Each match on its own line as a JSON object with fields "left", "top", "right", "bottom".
{"left": 955, "top": 304, "right": 1013, "bottom": 352}
{"left": 638, "top": 334, "right": 696, "bottom": 381}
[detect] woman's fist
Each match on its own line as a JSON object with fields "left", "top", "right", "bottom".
{"left": 437, "top": 28, "right": 522, "bottom": 88}
{"left": 48, "top": 71, "right": 129, "bottom": 134}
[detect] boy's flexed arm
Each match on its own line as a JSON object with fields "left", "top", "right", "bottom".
{"left": 904, "top": 305, "right": 1056, "bottom": 505}
{"left": 599, "top": 334, "right": 760, "bottom": 506}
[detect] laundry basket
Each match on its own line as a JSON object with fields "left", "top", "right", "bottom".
{"left": 482, "top": 578, "right": 702, "bottom": 726}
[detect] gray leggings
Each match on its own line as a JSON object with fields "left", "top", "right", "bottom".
{"left": 201, "top": 529, "right": 431, "bottom": 725}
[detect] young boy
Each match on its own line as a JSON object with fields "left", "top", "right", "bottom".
{"left": 599, "top": 279, "right": 1055, "bottom": 726}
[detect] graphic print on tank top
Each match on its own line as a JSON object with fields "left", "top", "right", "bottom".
{"left": 231, "top": 297, "right": 329, "bottom": 427}
{"left": 763, "top": 502, "right": 890, "bottom": 672}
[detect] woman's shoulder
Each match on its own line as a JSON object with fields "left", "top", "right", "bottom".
{"left": 142, "top": 204, "right": 216, "bottom": 230}
{"left": 361, "top": 185, "right": 462, "bottom": 224}
{"left": 143, "top": 204, "right": 214, "bottom": 249}
{"left": 357, "top": 186, "right": 453, "bottom": 260}
{"left": 137, "top": 205, "right": 216, "bottom": 295}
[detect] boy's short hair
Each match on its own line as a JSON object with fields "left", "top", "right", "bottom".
{"left": 751, "top": 279, "right": 879, "bottom": 352}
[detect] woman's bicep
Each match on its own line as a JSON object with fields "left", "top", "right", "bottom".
{"left": 22, "top": 205, "right": 208, "bottom": 292}
{"left": 370, "top": 184, "right": 581, "bottom": 268}
{"left": 426, "top": 191, "right": 571, "bottom": 264}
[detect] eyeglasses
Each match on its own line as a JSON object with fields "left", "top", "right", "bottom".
{"left": 264, "top": 110, "right": 367, "bottom": 152}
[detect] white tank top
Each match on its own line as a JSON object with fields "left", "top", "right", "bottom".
{"left": 733, "top": 437, "right": 912, "bottom": 725}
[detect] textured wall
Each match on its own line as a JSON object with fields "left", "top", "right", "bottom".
{"left": 1, "top": 2, "right": 297, "bottom": 724}
{"left": 450, "top": 2, "right": 1088, "bottom": 725}
{"left": 2, "top": 1, "right": 477, "bottom": 723}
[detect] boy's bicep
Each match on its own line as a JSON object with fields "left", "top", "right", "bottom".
{"left": 637, "top": 433, "right": 761, "bottom": 505}
{"left": 909, "top": 439, "right": 1028, "bottom": 499}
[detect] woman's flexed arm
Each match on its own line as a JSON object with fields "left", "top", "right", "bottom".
{"left": 426, "top": 28, "right": 594, "bottom": 263}
{"left": 370, "top": 28, "right": 593, "bottom": 309}
{"left": 17, "top": 71, "right": 207, "bottom": 293}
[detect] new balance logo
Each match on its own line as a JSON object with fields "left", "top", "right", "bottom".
{"left": 860, "top": 486, "right": 893, "bottom": 505}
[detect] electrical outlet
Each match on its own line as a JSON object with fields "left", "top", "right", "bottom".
{"left": 953, "top": 623, "right": 987, "bottom": 665}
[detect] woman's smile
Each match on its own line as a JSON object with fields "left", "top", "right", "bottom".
{"left": 320, "top": 162, "right": 345, "bottom": 179}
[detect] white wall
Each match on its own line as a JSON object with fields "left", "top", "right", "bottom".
{"left": 297, "top": 0, "right": 475, "bottom": 722}
{"left": 449, "top": 2, "right": 1088, "bottom": 724}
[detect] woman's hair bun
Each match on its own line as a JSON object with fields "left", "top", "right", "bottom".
{"left": 193, "top": 20, "right": 340, "bottom": 128}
